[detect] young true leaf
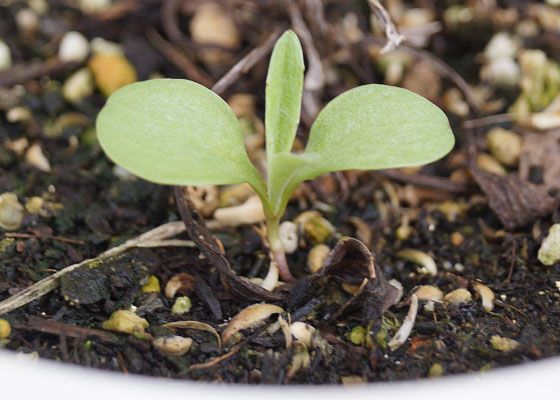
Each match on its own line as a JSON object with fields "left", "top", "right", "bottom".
{"left": 265, "top": 30, "right": 304, "bottom": 198}
{"left": 96, "top": 79, "right": 267, "bottom": 200}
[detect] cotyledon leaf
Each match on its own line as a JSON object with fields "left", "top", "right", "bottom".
{"left": 96, "top": 79, "right": 267, "bottom": 196}
{"left": 302, "top": 84, "right": 455, "bottom": 178}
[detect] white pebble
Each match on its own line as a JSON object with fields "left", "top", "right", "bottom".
{"left": 59, "top": 31, "right": 90, "bottom": 63}
{"left": 63, "top": 68, "right": 94, "bottom": 103}
{"left": 91, "top": 37, "right": 123, "bottom": 55}
{"left": 79, "top": 0, "right": 111, "bottom": 13}
{"left": 444, "top": 288, "right": 472, "bottom": 305}
{"left": 16, "top": 9, "right": 39, "bottom": 33}
{"left": 0, "top": 40, "right": 12, "bottom": 71}
{"left": 25, "top": 143, "right": 51, "bottom": 172}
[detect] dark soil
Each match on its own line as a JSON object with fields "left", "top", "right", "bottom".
{"left": 1, "top": 0, "right": 560, "bottom": 385}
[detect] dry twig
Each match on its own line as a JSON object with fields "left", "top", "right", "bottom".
{"left": 368, "top": 0, "right": 405, "bottom": 53}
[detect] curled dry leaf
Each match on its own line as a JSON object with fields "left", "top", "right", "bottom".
{"left": 470, "top": 167, "right": 556, "bottom": 230}
{"left": 289, "top": 238, "right": 401, "bottom": 324}
{"left": 221, "top": 303, "right": 284, "bottom": 345}
{"left": 174, "top": 187, "right": 284, "bottom": 302}
{"left": 162, "top": 320, "right": 221, "bottom": 348}
{"left": 396, "top": 249, "right": 438, "bottom": 276}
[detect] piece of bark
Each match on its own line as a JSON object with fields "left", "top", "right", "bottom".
{"left": 470, "top": 167, "right": 557, "bottom": 230}
{"left": 519, "top": 131, "right": 560, "bottom": 192}
{"left": 173, "top": 186, "right": 284, "bottom": 302}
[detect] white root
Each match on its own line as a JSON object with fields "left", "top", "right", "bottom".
{"left": 388, "top": 294, "right": 418, "bottom": 351}
{"left": 261, "top": 262, "right": 279, "bottom": 291}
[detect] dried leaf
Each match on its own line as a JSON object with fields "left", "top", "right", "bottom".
{"left": 221, "top": 303, "right": 284, "bottom": 344}
{"left": 470, "top": 167, "right": 556, "bottom": 230}
{"left": 519, "top": 131, "right": 560, "bottom": 192}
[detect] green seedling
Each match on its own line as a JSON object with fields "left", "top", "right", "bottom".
{"left": 96, "top": 31, "right": 454, "bottom": 283}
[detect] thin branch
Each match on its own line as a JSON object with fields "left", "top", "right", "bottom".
{"left": 368, "top": 0, "right": 405, "bottom": 53}
{"left": 146, "top": 27, "right": 213, "bottom": 87}
{"left": 361, "top": 36, "right": 481, "bottom": 116}
{"left": 0, "top": 222, "right": 187, "bottom": 315}
{"left": 212, "top": 28, "right": 282, "bottom": 95}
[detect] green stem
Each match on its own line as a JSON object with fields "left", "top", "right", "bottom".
{"left": 267, "top": 216, "right": 295, "bottom": 282}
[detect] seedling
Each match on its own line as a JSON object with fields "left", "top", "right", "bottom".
{"left": 96, "top": 31, "right": 454, "bottom": 283}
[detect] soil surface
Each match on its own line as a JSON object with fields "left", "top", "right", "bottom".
{"left": 1, "top": 0, "right": 560, "bottom": 385}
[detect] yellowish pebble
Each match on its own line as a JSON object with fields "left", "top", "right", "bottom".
{"left": 142, "top": 276, "right": 160, "bottom": 293}
{"left": 0, "top": 318, "right": 11, "bottom": 339}
{"left": 88, "top": 53, "right": 137, "bottom": 96}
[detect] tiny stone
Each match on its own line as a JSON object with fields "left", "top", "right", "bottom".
{"left": 486, "top": 127, "right": 522, "bottom": 167}
{"left": 0, "top": 193, "right": 24, "bottom": 231}
{"left": 0, "top": 319, "right": 11, "bottom": 339}
{"left": 451, "top": 231, "right": 465, "bottom": 246}
{"left": 171, "top": 296, "right": 192, "bottom": 315}
{"left": 152, "top": 335, "right": 193, "bottom": 357}
{"left": 25, "top": 143, "right": 51, "bottom": 172}
{"left": 428, "top": 363, "right": 444, "bottom": 377}
{"left": 444, "top": 288, "right": 472, "bottom": 305}
{"left": 6, "top": 107, "right": 31, "bottom": 123}
{"left": 348, "top": 325, "right": 366, "bottom": 345}
{"left": 63, "top": 68, "right": 94, "bottom": 103}
{"left": 59, "top": 31, "right": 90, "bottom": 63}
{"left": 490, "top": 335, "right": 519, "bottom": 352}
{"left": 442, "top": 260, "right": 453, "bottom": 270}
{"left": 79, "top": 0, "right": 111, "bottom": 13}
{"left": 538, "top": 224, "right": 560, "bottom": 266}
{"left": 0, "top": 40, "right": 12, "bottom": 71}
{"left": 454, "top": 263, "right": 465, "bottom": 272}
{"left": 102, "top": 310, "right": 148, "bottom": 335}
{"left": 141, "top": 276, "right": 160, "bottom": 293}
{"left": 413, "top": 285, "right": 443, "bottom": 301}
{"left": 16, "top": 8, "right": 39, "bottom": 33}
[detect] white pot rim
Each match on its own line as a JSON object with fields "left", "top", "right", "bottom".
{"left": 1, "top": 349, "right": 558, "bottom": 399}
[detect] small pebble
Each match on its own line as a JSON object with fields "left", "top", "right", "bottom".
{"left": 486, "top": 127, "right": 522, "bottom": 167}
{"left": 538, "top": 224, "right": 560, "bottom": 266}
{"left": 171, "top": 296, "right": 192, "bottom": 315}
{"left": 152, "top": 335, "right": 193, "bottom": 357}
{"left": 6, "top": 107, "right": 31, "bottom": 123}
{"left": 476, "top": 153, "right": 507, "bottom": 175}
{"left": 0, "top": 192, "right": 24, "bottom": 231}
{"left": 307, "top": 244, "right": 330, "bottom": 273}
{"left": 451, "top": 231, "right": 465, "bottom": 246}
{"left": 16, "top": 8, "right": 39, "bottom": 34}
{"left": 88, "top": 53, "right": 137, "bottom": 96}
{"left": 91, "top": 37, "right": 123, "bottom": 55}
{"left": 25, "top": 143, "right": 51, "bottom": 172}
{"left": 473, "top": 282, "right": 495, "bottom": 312}
{"left": 0, "top": 318, "right": 11, "bottom": 339}
{"left": 0, "top": 40, "right": 12, "bottom": 71}
{"left": 444, "top": 288, "right": 472, "bottom": 305}
{"left": 141, "top": 276, "right": 160, "bottom": 293}
{"left": 428, "top": 363, "right": 444, "bottom": 377}
{"left": 189, "top": 2, "right": 240, "bottom": 64}
{"left": 349, "top": 325, "right": 366, "bottom": 346}
{"left": 484, "top": 32, "right": 519, "bottom": 60}
{"left": 59, "top": 31, "right": 90, "bottom": 63}
{"left": 79, "top": 0, "right": 111, "bottom": 13}
{"left": 63, "top": 68, "right": 94, "bottom": 103}
{"left": 413, "top": 285, "right": 443, "bottom": 301}
{"left": 102, "top": 310, "right": 148, "bottom": 334}
{"left": 490, "top": 335, "right": 519, "bottom": 352}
